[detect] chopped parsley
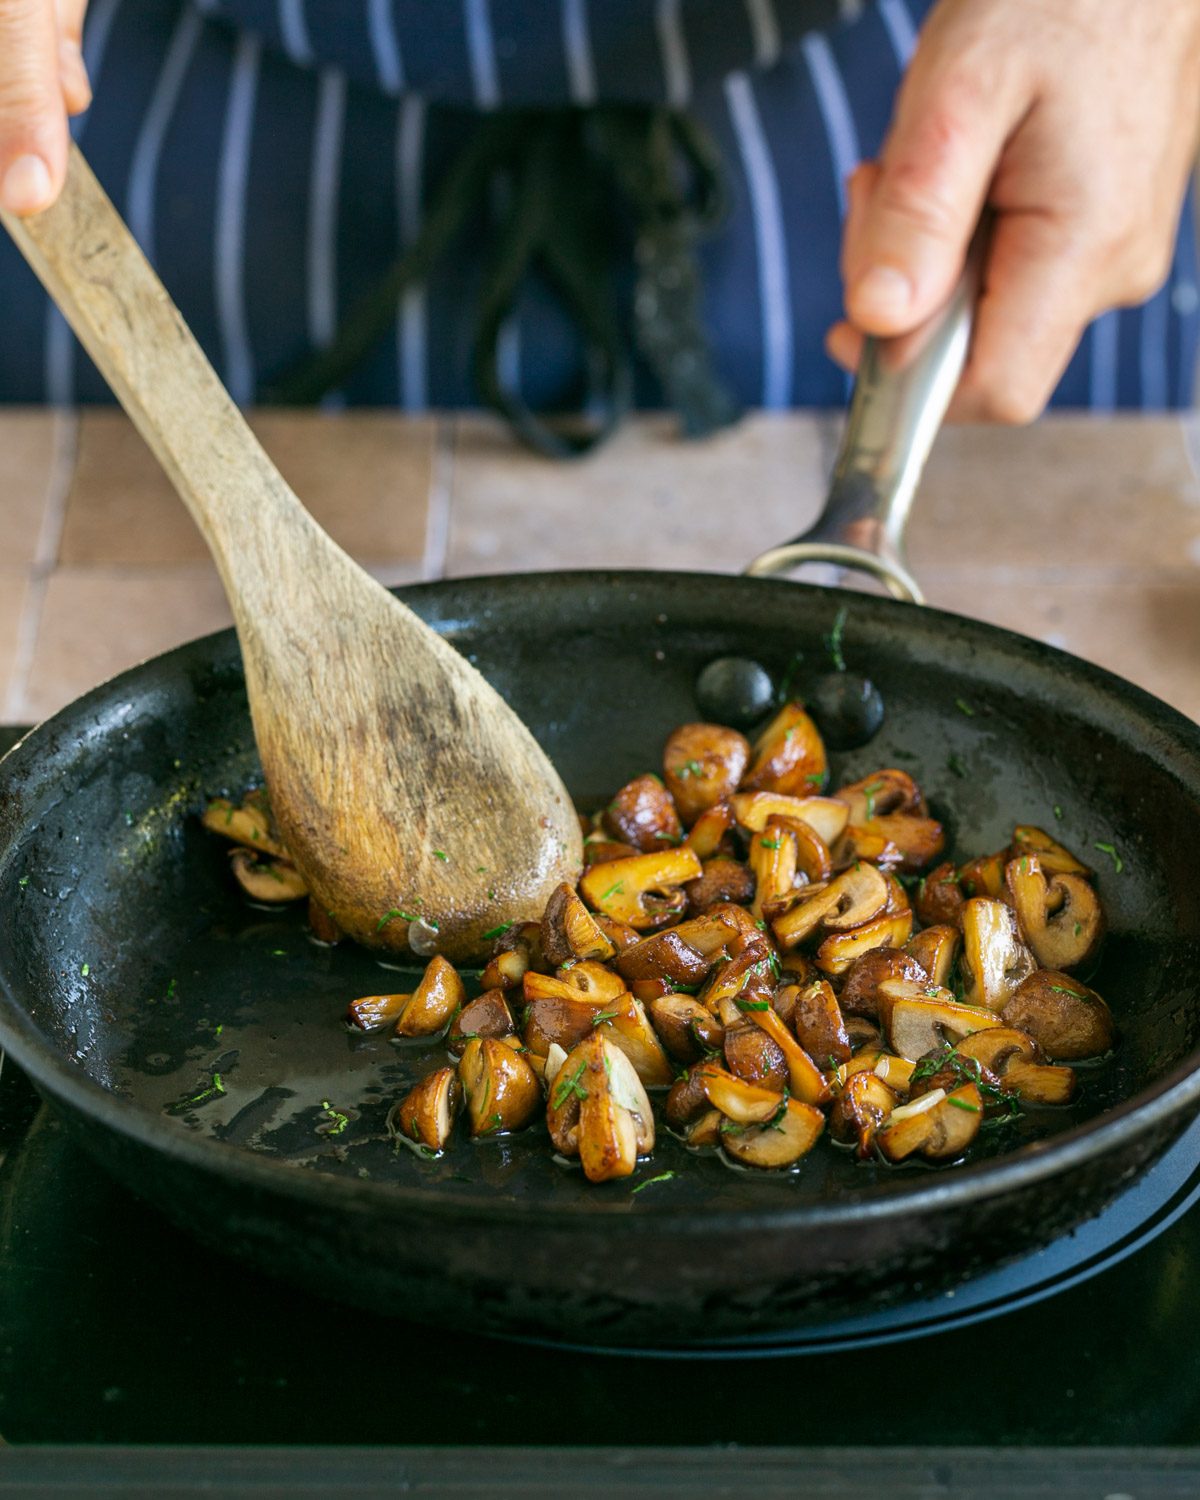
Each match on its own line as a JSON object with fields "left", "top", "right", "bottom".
{"left": 955, "top": 698, "right": 975, "bottom": 717}
{"left": 946, "top": 754, "right": 967, "bottom": 778}
{"left": 735, "top": 997, "right": 771, "bottom": 1012}
{"left": 376, "top": 908, "right": 416, "bottom": 932}
{"left": 675, "top": 760, "right": 703, "bottom": 780}
{"left": 631, "top": 1172, "right": 677, "bottom": 1194}
{"left": 1053, "top": 805, "right": 1063, "bottom": 821}
{"left": 551, "top": 1060, "right": 589, "bottom": 1109}
{"left": 948, "top": 1097, "right": 981, "bottom": 1114}
{"left": 825, "top": 605, "right": 849, "bottom": 673}
{"left": 1094, "top": 842, "right": 1123, "bottom": 874}
{"left": 433, "top": 850, "right": 449, "bottom": 862}
{"left": 600, "top": 880, "right": 625, "bottom": 901}
{"left": 759, "top": 837, "right": 782, "bottom": 851}
{"left": 591, "top": 1009, "right": 619, "bottom": 1026}
{"left": 81, "top": 963, "right": 90, "bottom": 977}
{"left": 482, "top": 922, "right": 514, "bottom": 940}
{"left": 863, "top": 780, "right": 884, "bottom": 820}
{"left": 318, "top": 1100, "right": 349, "bottom": 1136}
{"left": 805, "top": 772, "right": 825, "bottom": 787}
{"left": 18, "top": 876, "right": 28, "bottom": 889}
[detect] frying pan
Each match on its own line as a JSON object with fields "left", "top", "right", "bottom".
{"left": 4, "top": 240, "right": 1200, "bottom": 1354}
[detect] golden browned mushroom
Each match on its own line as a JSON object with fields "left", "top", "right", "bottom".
{"left": 540, "top": 882, "right": 617, "bottom": 966}
{"left": 724, "top": 1022, "right": 789, "bottom": 1091}
{"left": 1005, "top": 855, "right": 1105, "bottom": 971}
{"left": 1002, "top": 970, "right": 1116, "bottom": 1060}
{"left": 958, "top": 853, "right": 1008, "bottom": 900}
{"left": 546, "top": 1031, "right": 655, "bottom": 1183}
{"left": 878, "top": 979, "right": 1003, "bottom": 1060}
{"left": 829, "top": 1070, "right": 899, "bottom": 1157}
{"left": 831, "top": 825, "right": 903, "bottom": 871}
{"left": 834, "top": 769, "right": 925, "bottom": 824}
{"left": 790, "top": 978, "right": 852, "bottom": 1067}
{"left": 202, "top": 793, "right": 288, "bottom": 857}
{"left": 522, "top": 986, "right": 601, "bottom": 1058}
{"left": 684, "top": 1108, "right": 724, "bottom": 1147}
{"left": 663, "top": 1061, "right": 722, "bottom": 1128}
{"left": 648, "top": 994, "right": 725, "bottom": 1062}
{"left": 593, "top": 913, "right": 641, "bottom": 954}
{"left": 346, "top": 990, "right": 409, "bottom": 1032}
{"left": 479, "top": 921, "right": 546, "bottom": 993}
{"left": 747, "top": 1003, "right": 832, "bottom": 1105}
{"left": 1010, "top": 826, "right": 1092, "bottom": 876}
{"left": 905, "top": 925, "right": 960, "bottom": 989}
{"left": 814, "top": 909, "right": 913, "bottom": 976}
{"left": 876, "top": 1083, "right": 983, "bottom": 1162}
{"left": 392, "top": 954, "right": 467, "bottom": 1038}
{"left": 749, "top": 817, "right": 800, "bottom": 922}
{"left": 914, "top": 862, "right": 966, "bottom": 927}
{"left": 883, "top": 873, "right": 912, "bottom": 915}
{"left": 770, "top": 862, "right": 889, "bottom": 949}
{"left": 707, "top": 901, "right": 774, "bottom": 955}
{"left": 730, "top": 790, "right": 849, "bottom": 846}
{"left": 844, "top": 1015, "right": 884, "bottom": 1052}
{"left": 446, "top": 988, "right": 517, "bottom": 1057}
{"left": 684, "top": 802, "right": 738, "bottom": 859}
{"left": 840, "top": 948, "right": 929, "bottom": 1020}
{"left": 615, "top": 909, "right": 741, "bottom": 986}
{"left": 721, "top": 1097, "right": 825, "bottom": 1169}
{"left": 458, "top": 1036, "right": 541, "bottom": 1138}
{"left": 685, "top": 857, "right": 756, "bottom": 914}
{"left": 392, "top": 1067, "right": 462, "bottom": 1152}
{"left": 662, "top": 723, "right": 752, "bottom": 826}
{"left": 840, "top": 1049, "right": 915, "bottom": 1092}
{"left": 228, "top": 848, "right": 308, "bottom": 903}
{"left": 698, "top": 947, "right": 773, "bottom": 1017}
{"left": 601, "top": 998, "right": 676, "bottom": 1088}
{"left": 960, "top": 897, "right": 1037, "bottom": 1010}
{"left": 603, "top": 774, "right": 684, "bottom": 851}
{"left": 525, "top": 963, "right": 627, "bottom": 1007}
{"left": 740, "top": 701, "right": 828, "bottom": 795}
{"left": 860, "top": 812, "right": 945, "bottom": 874}
{"left": 582, "top": 834, "right": 639, "bottom": 866}
{"left": 955, "top": 1026, "right": 1077, "bottom": 1105}
{"left": 578, "top": 847, "right": 703, "bottom": 930}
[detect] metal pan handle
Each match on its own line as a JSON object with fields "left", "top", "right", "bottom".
{"left": 744, "top": 229, "right": 987, "bottom": 605}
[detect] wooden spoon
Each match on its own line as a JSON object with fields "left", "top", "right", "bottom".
{"left": 2, "top": 144, "right": 582, "bottom": 961}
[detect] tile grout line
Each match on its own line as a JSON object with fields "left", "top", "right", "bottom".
{"left": 421, "top": 414, "right": 454, "bottom": 581}
{"left": 4, "top": 410, "right": 80, "bottom": 723}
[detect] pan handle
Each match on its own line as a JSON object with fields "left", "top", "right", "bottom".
{"left": 743, "top": 226, "right": 987, "bottom": 605}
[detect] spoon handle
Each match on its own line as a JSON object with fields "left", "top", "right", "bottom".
{"left": 1, "top": 144, "right": 327, "bottom": 602}
{"left": 744, "top": 225, "right": 988, "bottom": 603}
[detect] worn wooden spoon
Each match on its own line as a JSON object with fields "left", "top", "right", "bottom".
{"left": 2, "top": 144, "right": 582, "bottom": 961}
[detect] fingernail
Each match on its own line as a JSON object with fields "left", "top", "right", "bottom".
{"left": 1, "top": 154, "right": 54, "bottom": 215}
{"left": 852, "top": 265, "right": 913, "bottom": 322}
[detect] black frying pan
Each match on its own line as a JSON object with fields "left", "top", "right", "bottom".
{"left": 1, "top": 570, "right": 1198, "bottom": 1351}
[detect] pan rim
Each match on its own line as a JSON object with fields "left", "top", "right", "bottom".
{"left": 2, "top": 568, "right": 1200, "bottom": 1234}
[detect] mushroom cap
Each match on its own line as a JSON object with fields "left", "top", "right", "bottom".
{"left": 960, "top": 897, "right": 1037, "bottom": 1010}
{"left": 1001, "top": 970, "right": 1115, "bottom": 1060}
{"left": 662, "top": 723, "right": 751, "bottom": 826}
{"left": 648, "top": 994, "right": 725, "bottom": 1063}
{"left": 394, "top": 954, "right": 466, "bottom": 1038}
{"left": 540, "top": 881, "right": 617, "bottom": 966}
{"left": 877, "top": 1082, "right": 984, "bottom": 1162}
{"left": 578, "top": 847, "right": 702, "bottom": 931}
{"left": 721, "top": 1098, "right": 825, "bottom": 1169}
{"left": 740, "top": 701, "right": 828, "bottom": 796}
{"left": 458, "top": 1037, "right": 541, "bottom": 1138}
{"left": 840, "top": 947, "right": 929, "bottom": 1020}
{"left": 602, "top": 774, "right": 684, "bottom": 852}
{"left": 392, "top": 1066, "right": 462, "bottom": 1152}
{"left": 814, "top": 909, "right": 913, "bottom": 976}
{"left": 1006, "top": 856, "right": 1105, "bottom": 971}
{"left": 228, "top": 848, "right": 308, "bottom": 903}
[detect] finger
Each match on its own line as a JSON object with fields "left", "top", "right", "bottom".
{"left": 0, "top": 0, "right": 68, "bottom": 214}
{"left": 55, "top": 0, "right": 90, "bottom": 113}
{"left": 824, "top": 321, "right": 863, "bottom": 375}
{"left": 844, "top": 47, "right": 1029, "bottom": 337}
{"left": 947, "top": 209, "right": 1095, "bottom": 425}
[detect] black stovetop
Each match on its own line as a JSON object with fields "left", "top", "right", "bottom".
{"left": 2, "top": 725, "right": 1200, "bottom": 1457}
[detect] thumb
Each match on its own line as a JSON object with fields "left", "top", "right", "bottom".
{"left": 0, "top": 0, "right": 70, "bottom": 215}
{"left": 843, "top": 55, "right": 1025, "bottom": 335}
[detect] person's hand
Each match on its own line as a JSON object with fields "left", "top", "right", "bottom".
{"left": 0, "top": 0, "right": 90, "bottom": 216}
{"left": 828, "top": 0, "right": 1200, "bottom": 422}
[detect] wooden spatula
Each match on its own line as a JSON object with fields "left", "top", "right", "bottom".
{"left": 2, "top": 144, "right": 582, "bottom": 962}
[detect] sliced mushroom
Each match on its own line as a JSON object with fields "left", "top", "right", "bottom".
{"left": 702, "top": 1068, "right": 792, "bottom": 1124}
{"left": 522, "top": 988, "right": 606, "bottom": 1058}
{"left": 883, "top": 873, "right": 912, "bottom": 915}
{"left": 346, "top": 990, "right": 409, "bottom": 1032}
{"left": 578, "top": 847, "right": 702, "bottom": 931}
{"left": 771, "top": 862, "right": 889, "bottom": 949}
{"left": 1011, "top": 825, "right": 1092, "bottom": 877}
{"left": 879, "top": 981, "right": 1003, "bottom": 1061}
{"left": 1005, "top": 855, "right": 1105, "bottom": 971}
{"left": 599, "top": 996, "right": 676, "bottom": 1088}
{"left": 615, "top": 909, "right": 741, "bottom": 985}
{"left": 663, "top": 723, "right": 752, "bottom": 826}
{"left": 202, "top": 794, "right": 288, "bottom": 857}
{"left": 458, "top": 1037, "right": 541, "bottom": 1138}
{"left": 749, "top": 817, "right": 800, "bottom": 921}
{"left": 583, "top": 835, "right": 638, "bottom": 867}
{"left": 446, "top": 988, "right": 516, "bottom": 1057}
{"left": 555, "top": 961, "right": 630, "bottom": 1005}
{"left": 730, "top": 791, "right": 849, "bottom": 846}
{"left": 228, "top": 848, "right": 308, "bottom": 903}
{"left": 648, "top": 994, "right": 725, "bottom": 1062}
{"left": 374, "top": 955, "right": 467, "bottom": 1039}
{"left": 603, "top": 774, "right": 684, "bottom": 851}
{"left": 724, "top": 1021, "right": 789, "bottom": 1091}
{"left": 684, "top": 1108, "right": 724, "bottom": 1148}
{"left": 831, "top": 825, "right": 903, "bottom": 872}
{"left": 739, "top": 701, "right": 828, "bottom": 795}
{"left": 960, "top": 897, "right": 1038, "bottom": 1011}
{"left": 814, "top": 910, "right": 913, "bottom": 976}
{"left": 790, "top": 978, "right": 852, "bottom": 1067}
{"left": 664, "top": 1061, "right": 722, "bottom": 1127}
{"left": 480, "top": 921, "right": 547, "bottom": 993}
{"left": 905, "top": 925, "right": 960, "bottom": 989}
{"left": 392, "top": 1067, "right": 462, "bottom": 1152}
{"left": 844, "top": 1014, "right": 884, "bottom": 1052}
{"left": 829, "top": 1070, "right": 899, "bottom": 1157}
{"left": 707, "top": 902, "right": 774, "bottom": 956}
{"left": 685, "top": 856, "right": 756, "bottom": 915}
{"left": 841, "top": 1049, "right": 915, "bottom": 1092}
{"left": 876, "top": 1083, "right": 983, "bottom": 1162}
{"left": 684, "top": 802, "right": 738, "bottom": 859}
{"left": 914, "top": 862, "right": 966, "bottom": 928}
{"left": 593, "top": 914, "right": 641, "bottom": 954}
{"left": 1002, "top": 970, "right": 1115, "bottom": 1060}
{"left": 958, "top": 853, "right": 1008, "bottom": 900}
{"left": 546, "top": 1032, "right": 655, "bottom": 1182}
{"left": 955, "top": 1026, "right": 1077, "bottom": 1105}
{"left": 721, "top": 1097, "right": 825, "bottom": 1169}
{"left": 834, "top": 769, "right": 926, "bottom": 824}
{"left": 540, "top": 882, "right": 617, "bottom": 966}
{"left": 698, "top": 947, "right": 774, "bottom": 1016}
{"left": 860, "top": 813, "right": 945, "bottom": 874}
{"left": 839, "top": 947, "right": 929, "bottom": 1021}
{"left": 747, "top": 1003, "right": 832, "bottom": 1105}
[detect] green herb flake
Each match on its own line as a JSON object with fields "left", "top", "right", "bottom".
{"left": 482, "top": 921, "right": 515, "bottom": 941}
{"left": 676, "top": 759, "right": 703, "bottom": 781}
{"left": 862, "top": 780, "right": 884, "bottom": 820}
{"left": 946, "top": 754, "right": 967, "bottom": 778}
{"left": 487, "top": 889, "right": 496, "bottom": 901}
{"left": 825, "top": 605, "right": 849, "bottom": 673}
{"left": 735, "top": 997, "right": 771, "bottom": 1012}
{"left": 955, "top": 698, "right": 976, "bottom": 717}
{"left": 318, "top": 1100, "right": 349, "bottom": 1137}
{"left": 18, "top": 876, "right": 29, "bottom": 889}
{"left": 591, "top": 1009, "right": 619, "bottom": 1027}
{"left": 1049, "top": 984, "right": 1083, "bottom": 997}
{"left": 271, "top": 949, "right": 287, "bottom": 958}
{"left": 759, "top": 837, "right": 782, "bottom": 851}
{"left": 631, "top": 1172, "right": 677, "bottom": 1195}
{"left": 433, "top": 850, "right": 449, "bottom": 863}
{"left": 214, "top": 1024, "right": 223, "bottom": 1038}
{"left": 1094, "top": 841, "right": 1124, "bottom": 874}
{"left": 600, "top": 880, "right": 625, "bottom": 902}
{"left": 81, "top": 963, "right": 90, "bottom": 977}
{"left": 476, "top": 865, "right": 488, "bottom": 873}
{"left": 124, "top": 811, "right": 134, "bottom": 827}
{"left": 805, "top": 772, "right": 824, "bottom": 787}
{"left": 948, "top": 1097, "right": 981, "bottom": 1114}
{"left": 376, "top": 908, "right": 416, "bottom": 932}
{"left": 551, "top": 1060, "right": 589, "bottom": 1109}
{"left": 166, "top": 979, "right": 177, "bottom": 1000}
{"left": 1053, "top": 805, "right": 1064, "bottom": 821}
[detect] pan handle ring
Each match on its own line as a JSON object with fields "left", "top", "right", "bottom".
{"left": 741, "top": 542, "right": 925, "bottom": 606}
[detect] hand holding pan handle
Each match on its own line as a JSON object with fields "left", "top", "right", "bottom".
{"left": 744, "top": 224, "right": 989, "bottom": 605}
